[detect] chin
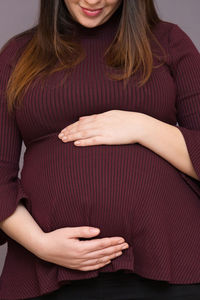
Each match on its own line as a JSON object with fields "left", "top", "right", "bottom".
{"left": 78, "top": 19, "right": 102, "bottom": 28}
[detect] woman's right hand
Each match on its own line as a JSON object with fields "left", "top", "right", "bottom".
{"left": 36, "top": 226, "right": 129, "bottom": 271}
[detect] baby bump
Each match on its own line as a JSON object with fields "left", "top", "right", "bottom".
{"left": 21, "top": 134, "right": 187, "bottom": 241}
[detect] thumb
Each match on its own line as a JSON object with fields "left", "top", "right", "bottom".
{"left": 65, "top": 226, "right": 100, "bottom": 239}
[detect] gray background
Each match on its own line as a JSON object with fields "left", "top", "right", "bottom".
{"left": 0, "top": 0, "right": 200, "bottom": 276}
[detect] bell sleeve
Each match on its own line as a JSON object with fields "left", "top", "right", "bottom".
{"left": 168, "top": 24, "right": 200, "bottom": 195}
{"left": 0, "top": 38, "right": 29, "bottom": 246}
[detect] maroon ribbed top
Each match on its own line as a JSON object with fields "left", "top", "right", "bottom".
{"left": 1, "top": 7, "right": 200, "bottom": 299}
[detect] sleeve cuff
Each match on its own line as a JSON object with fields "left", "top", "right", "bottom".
{"left": 176, "top": 125, "right": 200, "bottom": 198}
{"left": 0, "top": 179, "right": 29, "bottom": 246}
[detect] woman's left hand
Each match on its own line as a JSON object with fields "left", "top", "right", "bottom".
{"left": 58, "top": 110, "right": 143, "bottom": 146}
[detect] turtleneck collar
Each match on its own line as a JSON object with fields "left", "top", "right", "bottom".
{"left": 75, "top": 2, "right": 122, "bottom": 38}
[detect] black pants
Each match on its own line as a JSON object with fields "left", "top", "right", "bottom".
{"left": 29, "top": 270, "right": 200, "bottom": 300}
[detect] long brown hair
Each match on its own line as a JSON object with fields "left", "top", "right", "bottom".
{"left": 5, "top": 0, "right": 163, "bottom": 113}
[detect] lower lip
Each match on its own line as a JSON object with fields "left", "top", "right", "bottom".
{"left": 81, "top": 7, "right": 103, "bottom": 17}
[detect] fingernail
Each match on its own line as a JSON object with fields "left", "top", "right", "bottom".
{"left": 117, "top": 239, "right": 124, "bottom": 244}
{"left": 89, "top": 228, "right": 100, "bottom": 233}
{"left": 58, "top": 133, "right": 64, "bottom": 138}
{"left": 122, "top": 244, "right": 129, "bottom": 249}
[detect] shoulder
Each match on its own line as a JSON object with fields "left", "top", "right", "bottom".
{"left": 152, "top": 20, "right": 178, "bottom": 34}
{"left": 152, "top": 20, "right": 198, "bottom": 51}
{"left": 151, "top": 20, "right": 199, "bottom": 64}
{"left": 152, "top": 20, "right": 188, "bottom": 36}
{"left": 152, "top": 21, "right": 182, "bottom": 44}
{"left": 0, "top": 27, "right": 36, "bottom": 67}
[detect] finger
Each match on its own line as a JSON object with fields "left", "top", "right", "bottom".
{"left": 79, "top": 114, "right": 98, "bottom": 120}
{"left": 74, "top": 136, "right": 103, "bottom": 146}
{"left": 80, "top": 251, "right": 123, "bottom": 267}
{"left": 79, "top": 236, "right": 126, "bottom": 254}
{"left": 59, "top": 122, "right": 79, "bottom": 135}
{"left": 61, "top": 130, "right": 101, "bottom": 143}
{"left": 81, "top": 243, "right": 129, "bottom": 259}
{"left": 63, "top": 226, "right": 100, "bottom": 239}
{"left": 60, "top": 120, "right": 93, "bottom": 135}
{"left": 59, "top": 116, "right": 97, "bottom": 135}
{"left": 78, "top": 260, "right": 111, "bottom": 271}
{"left": 68, "top": 123, "right": 99, "bottom": 135}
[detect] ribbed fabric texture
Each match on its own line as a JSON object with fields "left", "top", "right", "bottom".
{"left": 0, "top": 6, "right": 200, "bottom": 299}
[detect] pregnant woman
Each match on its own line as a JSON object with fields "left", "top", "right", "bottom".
{"left": 0, "top": 0, "right": 200, "bottom": 299}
